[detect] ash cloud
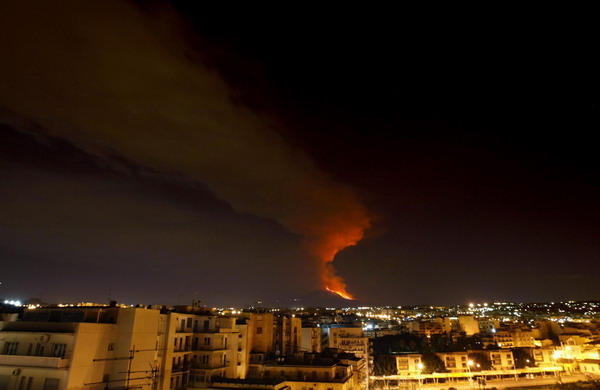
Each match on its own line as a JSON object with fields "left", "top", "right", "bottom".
{"left": 0, "top": 1, "right": 369, "bottom": 295}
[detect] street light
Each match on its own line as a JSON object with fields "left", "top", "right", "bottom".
{"left": 552, "top": 351, "right": 562, "bottom": 382}
{"left": 467, "top": 360, "right": 474, "bottom": 389}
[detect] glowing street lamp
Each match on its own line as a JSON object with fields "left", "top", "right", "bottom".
{"left": 552, "top": 351, "right": 562, "bottom": 381}
{"left": 467, "top": 360, "right": 474, "bottom": 389}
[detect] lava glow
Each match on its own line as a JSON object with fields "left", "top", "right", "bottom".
{"left": 326, "top": 287, "right": 355, "bottom": 300}
{"left": 309, "top": 210, "right": 370, "bottom": 300}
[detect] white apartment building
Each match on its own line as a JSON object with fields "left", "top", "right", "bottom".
{"left": 394, "top": 354, "right": 422, "bottom": 376}
{"left": 0, "top": 307, "right": 164, "bottom": 390}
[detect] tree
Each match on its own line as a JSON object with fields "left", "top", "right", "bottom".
{"left": 421, "top": 352, "right": 447, "bottom": 374}
{"left": 468, "top": 352, "right": 492, "bottom": 370}
{"left": 373, "top": 355, "right": 397, "bottom": 390}
{"left": 512, "top": 348, "right": 533, "bottom": 368}
{"left": 373, "top": 355, "right": 397, "bottom": 376}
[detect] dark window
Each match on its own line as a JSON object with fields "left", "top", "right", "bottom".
{"left": 43, "top": 379, "right": 59, "bottom": 390}
{"left": 4, "top": 342, "right": 18, "bottom": 355}
{"left": 52, "top": 344, "right": 66, "bottom": 358}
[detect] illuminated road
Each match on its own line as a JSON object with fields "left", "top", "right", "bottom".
{"left": 413, "top": 373, "right": 589, "bottom": 390}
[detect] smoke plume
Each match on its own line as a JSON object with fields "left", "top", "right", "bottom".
{"left": 0, "top": 1, "right": 370, "bottom": 298}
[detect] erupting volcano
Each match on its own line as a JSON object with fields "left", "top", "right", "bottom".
{"left": 307, "top": 208, "right": 370, "bottom": 300}
{"left": 0, "top": 0, "right": 372, "bottom": 304}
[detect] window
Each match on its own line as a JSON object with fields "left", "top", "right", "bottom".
{"left": 397, "top": 358, "right": 408, "bottom": 370}
{"left": 204, "top": 337, "right": 210, "bottom": 346}
{"left": 186, "top": 318, "right": 192, "bottom": 328}
{"left": 52, "top": 344, "right": 67, "bottom": 358}
{"left": 43, "top": 379, "right": 59, "bottom": 390}
{"left": 4, "top": 342, "right": 18, "bottom": 355}
{"left": 257, "top": 327, "right": 263, "bottom": 335}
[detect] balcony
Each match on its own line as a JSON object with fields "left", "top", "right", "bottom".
{"left": 193, "top": 346, "right": 227, "bottom": 352}
{"left": 191, "top": 362, "right": 227, "bottom": 370}
{"left": 0, "top": 355, "right": 69, "bottom": 369}
{"left": 174, "top": 346, "right": 193, "bottom": 353}
{"left": 172, "top": 363, "right": 191, "bottom": 373}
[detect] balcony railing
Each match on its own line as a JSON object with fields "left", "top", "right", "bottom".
{"left": 172, "top": 363, "right": 191, "bottom": 372}
{"left": 191, "top": 362, "right": 227, "bottom": 370}
{"left": 193, "top": 345, "right": 227, "bottom": 352}
{"left": 0, "top": 355, "right": 69, "bottom": 369}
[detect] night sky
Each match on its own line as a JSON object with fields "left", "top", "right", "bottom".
{"left": 1, "top": 3, "right": 598, "bottom": 307}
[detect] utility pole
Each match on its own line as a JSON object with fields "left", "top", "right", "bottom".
{"left": 87, "top": 346, "right": 163, "bottom": 390}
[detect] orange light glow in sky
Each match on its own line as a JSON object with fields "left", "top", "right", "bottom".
{"left": 309, "top": 213, "right": 370, "bottom": 300}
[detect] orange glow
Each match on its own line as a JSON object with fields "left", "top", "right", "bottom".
{"left": 326, "top": 287, "right": 355, "bottom": 300}
{"left": 306, "top": 207, "right": 371, "bottom": 300}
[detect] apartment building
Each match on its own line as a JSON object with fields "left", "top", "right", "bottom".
{"left": 0, "top": 306, "right": 164, "bottom": 390}
{"left": 394, "top": 354, "right": 422, "bottom": 376}
{"left": 322, "top": 327, "right": 369, "bottom": 362}
{"left": 485, "top": 350, "right": 514, "bottom": 370}
{"left": 273, "top": 317, "right": 302, "bottom": 357}
{"left": 443, "top": 316, "right": 480, "bottom": 336}
{"left": 1, "top": 307, "right": 368, "bottom": 390}
{"left": 435, "top": 352, "right": 469, "bottom": 373}
{"left": 241, "top": 354, "right": 359, "bottom": 390}
{"left": 301, "top": 326, "right": 323, "bottom": 354}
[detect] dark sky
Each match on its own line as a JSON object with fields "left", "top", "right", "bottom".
{"left": 0, "top": 3, "right": 598, "bottom": 307}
